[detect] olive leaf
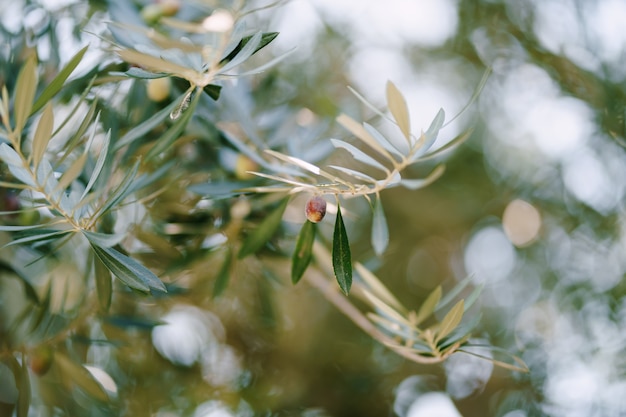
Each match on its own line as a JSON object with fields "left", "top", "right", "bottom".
{"left": 414, "top": 286, "right": 442, "bottom": 326}
{"left": 31, "top": 45, "right": 89, "bottom": 115}
{"left": 332, "top": 204, "right": 352, "bottom": 295}
{"left": 54, "top": 352, "right": 109, "bottom": 402}
{"left": 13, "top": 55, "right": 38, "bottom": 136}
{"left": 292, "top": 220, "right": 316, "bottom": 284}
{"left": 213, "top": 248, "right": 232, "bottom": 298}
{"left": 371, "top": 197, "right": 389, "bottom": 256}
{"left": 90, "top": 243, "right": 167, "bottom": 293}
{"left": 31, "top": 103, "right": 54, "bottom": 169}
{"left": 17, "top": 354, "right": 30, "bottom": 417}
{"left": 219, "top": 32, "right": 278, "bottom": 66}
{"left": 386, "top": 81, "right": 411, "bottom": 141}
{"left": 436, "top": 299, "right": 464, "bottom": 342}
{"left": 238, "top": 197, "right": 289, "bottom": 258}
{"left": 93, "top": 255, "right": 112, "bottom": 312}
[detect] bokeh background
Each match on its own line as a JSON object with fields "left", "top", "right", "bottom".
{"left": 1, "top": 0, "right": 626, "bottom": 416}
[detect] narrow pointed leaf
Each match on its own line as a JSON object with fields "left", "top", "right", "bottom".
{"left": 94, "top": 255, "right": 112, "bottom": 312}
{"left": 213, "top": 248, "right": 232, "bottom": 298}
{"left": 413, "top": 127, "right": 473, "bottom": 162}
{"left": 218, "top": 32, "right": 263, "bottom": 74}
{"left": 203, "top": 84, "right": 222, "bottom": 100}
{"left": 417, "top": 108, "right": 445, "bottom": 155}
{"left": 238, "top": 197, "right": 289, "bottom": 258}
{"left": 31, "top": 46, "right": 88, "bottom": 115}
{"left": 362, "top": 289, "right": 413, "bottom": 328}
{"left": 31, "top": 103, "right": 54, "bottom": 168}
{"left": 220, "top": 32, "right": 278, "bottom": 65}
{"left": 436, "top": 299, "right": 464, "bottom": 342}
{"left": 414, "top": 286, "right": 442, "bottom": 326}
{"left": 14, "top": 55, "right": 38, "bottom": 134}
{"left": 363, "top": 122, "right": 404, "bottom": 158}
{"left": 82, "top": 230, "right": 125, "bottom": 247}
{"left": 91, "top": 244, "right": 166, "bottom": 293}
{"left": 55, "top": 152, "right": 87, "bottom": 192}
{"left": 247, "top": 171, "right": 317, "bottom": 190}
{"left": 94, "top": 159, "right": 140, "bottom": 218}
{"left": 347, "top": 85, "right": 394, "bottom": 125}
{"left": 400, "top": 165, "right": 446, "bottom": 190}
{"left": 332, "top": 204, "right": 352, "bottom": 295}
{"left": 225, "top": 47, "right": 296, "bottom": 77}
{"left": 3, "top": 229, "right": 72, "bottom": 248}
{"left": 0, "top": 222, "right": 62, "bottom": 232}
{"left": 0, "top": 143, "right": 23, "bottom": 166}
{"left": 436, "top": 275, "right": 473, "bottom": 311}
{"left": 336, "top": 114, "right": 394, "bottom": 162}
{"left": 386, "top": 81, "right": 411, "bottom": 141}
{"left": 122, "top": 67, "right": 168, "bottom": 79}
{"left": 438, "top": 313, "right": 482, "bottom": 351}
{"left": 145, "top": 91, "right": 199, "bottom": 160}
{"left": 7, "top": 164, "right": 36, "bottom": 187}
{"left": 17, "top": 354, "right": 30, "bottom": 417}
{"left": 463, "top": 283, "right": 484, "bottom": 312}
{"left": 115, "top": 99, "right": 180, "bottom": 150}
{"left": 458, "top": 345, "right": 529, "bottom": 373}
{"left": 355, "top": 262, "right": 406, "bottom": 313}
{"left": 116, "top": 49, "right": 198, "bottom": 81}
{"left": 327, "top": 165, "right": 377, "bottom": 184}
{"left": 54, "top": 352, "right": 109, "bottom": 402}
{"left": 371, "top": 197, "right": 389, "bottom": 256}
{"left": 292, "top": 220, "right": 316, "bottom": 284}
{"left": 330, "top": 139, "right": 389, "bottom": 173}
{"left": 81, "top": 130, "right": 110, "bottom": 199}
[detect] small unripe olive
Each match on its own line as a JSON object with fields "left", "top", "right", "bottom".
{"left": 147, "top": 77, "right": 171, "bottom": 102}
{"left": 234, "top": 155, "right": 259, "bottom": 180}
{"left": 305, "top": 196, "right": 327, "bottom": 223}
{"left": 30, "top": 346, "right": 54, "bottom": 376}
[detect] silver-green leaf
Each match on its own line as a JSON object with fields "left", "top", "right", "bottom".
{"left": 371, "top": 197, "right": 389, "bottom": 256}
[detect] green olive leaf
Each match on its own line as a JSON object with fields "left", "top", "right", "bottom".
{"left": 213, "top": 247, "right": 232, "bottom": 298}
{"left": 31, "top": 45, "right": 88, "bottom": 116}
{"left": 414, "top": 286, "right": 442, "bottom": 326}
{"left": 332, "top": 204, "right": 352, "bottom": 295}
{"left": 238, "top": 197, "right": 289, "bottom": 258}
{"left": 436, "top": 299, "right": 464, "bottom": 342}
{"left": 93, "top": 254, "right": 112, "bottom": 312}
{"left": 17, "top": 354, "right": 30, "bottom": 417}
{"left": 292, "top": 220, "right": 316, "bottom": 284}
{"left": 31, "top": 103, "right": 54, "bottom": 169}
{"left": 90, "top": 244, "right": 166, "bottom": 293}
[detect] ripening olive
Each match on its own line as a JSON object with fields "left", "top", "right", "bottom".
{"left": 159, "top": 0, "right": 181, "bottom": 16}
{"left": 305, "top": 196, "right": 327, "bottom": 223}
{"left": 30, "top": 346, "right": 54, "bottom": 376}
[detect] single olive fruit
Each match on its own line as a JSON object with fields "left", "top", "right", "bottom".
{"left": 159, "top": 0, "right": 181, "bottom": 16}
{"left": 30, "top": 346, "right": 54, "bottom": 376}
{"left": 234, "top": 154, "right": 259, "bottom": 180}
{"left": 305, "top": 196, "right": 327, "bottom": 223}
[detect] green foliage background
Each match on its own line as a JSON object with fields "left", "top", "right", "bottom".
{"left": 1, "top": 1, "right": 625, "bottom": 416}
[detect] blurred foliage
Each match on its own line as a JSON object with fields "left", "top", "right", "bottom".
{"left": 1, "top": 0, "right": 626, "bottom": 417}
